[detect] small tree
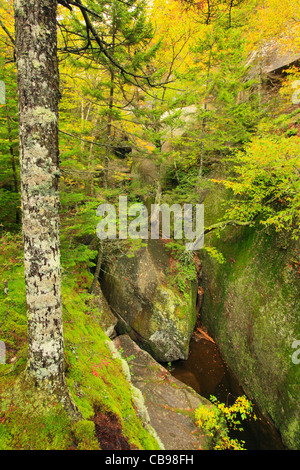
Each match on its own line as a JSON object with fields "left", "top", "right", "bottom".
{"left": 0, "top": 1, "right": 20, "bottom": 230}
{"left": 181, "top": 16, "right": 259, "bottom": 179}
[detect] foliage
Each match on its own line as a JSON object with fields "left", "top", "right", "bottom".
{"left": 1, "top": 0, "right": 300, "bottom": 450}
{"left": 195, "top": 395, "right": 256, "bottom": 450}
{"left": 213, "top": 135, "right": 300, "bottom": 239}
{"left": 0, "top": 233, "right": 160, "bottom": 450}
{"left": 184, "top": 16, "right": 259, "bottom": 153}
{"left": 164, "top": 241, "right": 198, "bottom": 300}
{"left": 0, "top": 23, "right": 20, "bottom": 232}
{"left": 244, "top": 0, "right": 300, "bottom": 53}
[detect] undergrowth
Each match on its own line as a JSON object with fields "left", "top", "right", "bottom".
{"left": 195, "top": 395, "right": 256, "bottom": 450}
{"left": 0, "top": 232, "right": 160, "bottom": 450}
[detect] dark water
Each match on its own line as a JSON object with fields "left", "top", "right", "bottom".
{"left": 168, "top": 333, "right": 285, "bottom": 450}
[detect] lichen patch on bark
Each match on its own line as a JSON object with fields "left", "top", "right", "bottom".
{"left": 14, "top": 0, "right": 67, "bottom": 392}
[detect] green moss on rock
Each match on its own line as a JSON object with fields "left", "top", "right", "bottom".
{"left": 201, "top": 185, "right": 300, "bottom": 450}
{"left": 0, "top": 234, "right": 161, "bottom": 450}
{"left": 101, "top": 239, "right": 198, "bottom": 362}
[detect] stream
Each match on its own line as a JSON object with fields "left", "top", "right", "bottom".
{"left": 167, "top": 326, "right": 286, "bottom": 450}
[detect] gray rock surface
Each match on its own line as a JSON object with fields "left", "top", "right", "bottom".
{"left": 101, "top": 239, "right": 198, "bottom": 362}
{"left": 113, "top": 334, "right": 212, "bottom": 450}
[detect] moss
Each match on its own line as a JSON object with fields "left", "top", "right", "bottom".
{"left": 201, "top": 185, "right": 300, "bottom": 449}
{"left": 62, "top": 280, "right": 161, "bottom": 450}
{"left": 0, "top": 377, "right": 73, "bottom": 450}
{"left": 0, "top": 233, "right": 160, "bottom": 450}
{"left": 72, "top": 420, "right": 100, "bottom": 450}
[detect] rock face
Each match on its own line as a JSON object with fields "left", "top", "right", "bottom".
{"left": 161, "top": 105, "right": 198, "bottom": 153}
{"left": 90, "top": 286, "right": 118, "bottom": 338}
{"left": 134, "top": 158, "right": 157, "bottom": 185}
{"left": 113, "top": 334, "right": 211, "bottom": 450}
{"left": 201, "top": 184, "right": 300, "bottom": 450}
{"left": 101, "top": 239, "right": 198, "bottom": 362}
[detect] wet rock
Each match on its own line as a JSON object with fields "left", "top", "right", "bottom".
{"left": 201, "top": 182, "right": 300, "bottom": 450}
{"left": 113, "top": 334, "right": 212, "bottom": 450}
{"left": 101, "top": 239, "right": 197, "bottom": 362}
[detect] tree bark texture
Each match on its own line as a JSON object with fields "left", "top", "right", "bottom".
{"left": 14, "top": 0, "right": 65, "bottom": 389}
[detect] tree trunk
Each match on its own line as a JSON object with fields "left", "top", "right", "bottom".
{"left": 198, "top": 106, "right": 207, "bottom": 180}
{"left": 6, "top": 105, "right": 20, "bottom": 225}
{"left": 104, "top": 14, "right": 116, "bottom": 190}
{"left": 14, "top": 0, "right": 69, "bottom": 400}
{"left": 104, "top": 66, "right": 115, "bottom": 190}
{"left": 90, "top": 243, "right": 103, "bottom": 295}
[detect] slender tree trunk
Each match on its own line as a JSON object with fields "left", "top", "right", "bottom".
{"left": 104, "top": 10, "right": 116, "bottom": 190}
{"left": 6, "top": 105, "right": 20, "bottom": 224}
{"left": 258, "top": 45, "right": 263, "bottom": 113}
{"left": 89, "top": 140, "right": 95, "bottom": 196}
{"left": 198, "top": 105, "right": 207, "bottom": 180}
{"left": 14, "top": 0, "right": 70, "bottom": 401}
{"left": 104, "top": 66, "right": 115, "bottom": 190}
{"left": 197, "top": 44, "right": 212, "bottom": 182}
{"left": 90, "top": 243, "right": 102, "bottom": 295}
{"left": 80, "top": 100, "right": 85, "bottom": 153}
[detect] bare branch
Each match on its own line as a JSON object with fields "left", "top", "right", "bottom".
{"left": 0, "top": 18, "right": 15, "bottom": 46}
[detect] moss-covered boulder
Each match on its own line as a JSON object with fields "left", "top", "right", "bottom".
{"left": 101, "top": 239, "right": 198, "bottom": 362}
{"left": 201, "top": 183, "right": 300, "bottom": 450}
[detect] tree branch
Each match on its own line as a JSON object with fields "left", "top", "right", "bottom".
{"left": 58, "top": 0, "right": 172, "bottom": 89}
{"left": 204, "top": 219, "right": 252, "bottom": 234}
{"left": 0, "top": 18, "right": 15, "bottom": 46}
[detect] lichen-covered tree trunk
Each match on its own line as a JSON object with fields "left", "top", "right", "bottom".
{"left": 14, "top": 0, "right": 66, "bottom": 394}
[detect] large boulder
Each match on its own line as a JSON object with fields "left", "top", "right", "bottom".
{"left": 201, "top": 182, "right": 300, "bottom": 450}
{"left": 101, "top": 239, "right": 198, "bottom": 362}
{"left": 113, "top": 334, "right": 212, "bottom": 450}
{"left": 134, "top": 158, "right": 157, "bottom": 185}
{"left": 161, "top": 105, "right": 198, "bottom": 153}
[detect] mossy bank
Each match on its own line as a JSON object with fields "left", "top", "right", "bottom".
{"left": 0, "top": 233, "right": 161, "bottom": 450}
